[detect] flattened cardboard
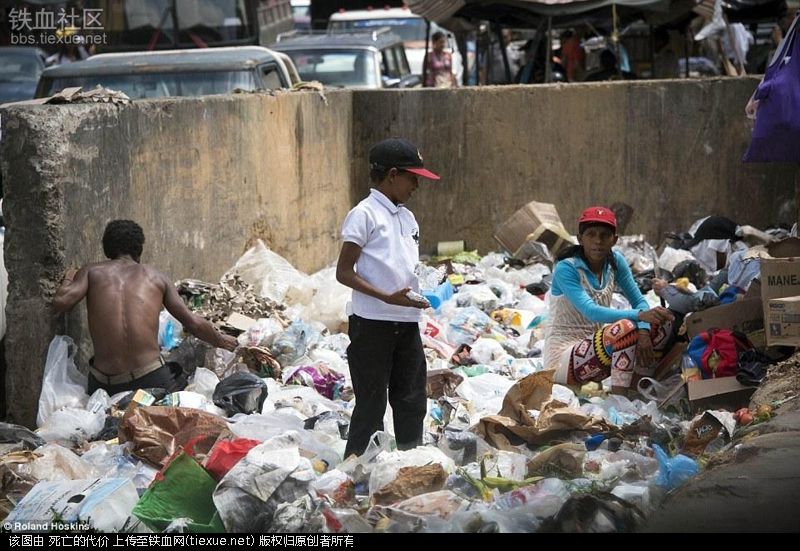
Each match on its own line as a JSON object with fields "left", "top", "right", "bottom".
{"left": 685, "top": 298, "right": 764, "bottom": 339}
{"left": 225, "top": 312, "right": 257, "bottom": 332}
{"left": 687, "top": 377, "right": 756, "bottom": 413}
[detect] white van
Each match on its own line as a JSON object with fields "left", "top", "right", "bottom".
{"left": 328, "top": 6, "right": 463, "bottom": 83}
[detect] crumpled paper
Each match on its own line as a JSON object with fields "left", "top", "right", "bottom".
{"left": 476, "top": 370, "right": 614, "bottom": 450}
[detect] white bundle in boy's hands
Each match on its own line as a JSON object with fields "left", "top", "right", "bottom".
{"left": 405, "top": 290, "right": 430, "bottom": 307}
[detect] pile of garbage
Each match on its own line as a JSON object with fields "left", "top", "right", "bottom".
{"left": 2, "top": 209, "right": 798, "bottom": 533}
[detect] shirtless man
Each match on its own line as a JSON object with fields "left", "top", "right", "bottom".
{"left": 53, "top": 220, "right": 237, "bottom": 395}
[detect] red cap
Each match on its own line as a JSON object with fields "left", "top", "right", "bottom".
{"left": 578, "top": 206, "right": 617, "bottom": 230}
{"left": 404, "top": 167, "right": 440, "bottom": 180}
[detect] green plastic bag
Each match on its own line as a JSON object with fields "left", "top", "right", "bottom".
{"left": 133, "top": 452, "right": 224, "bottom": 533}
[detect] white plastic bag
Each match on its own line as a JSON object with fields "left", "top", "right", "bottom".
{"left": 300, "top": 267, "right": 351, "bottom": 333}
{"left": 368, "top": 447, "right": 456, "bottom": 495}
{"left": 185, "top": 367, "right": 220, "bottom": 401}
{"left": 469, "top": 338, "right": 509, "bottom": 365}
{"left": 230, "top": 240, "right": 314, "bottom": 305}
{"left": 37, "top": 336, "right": 89, "bottom": 428}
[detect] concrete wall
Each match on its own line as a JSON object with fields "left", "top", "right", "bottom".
{"left": 1, "top": 91, "right": 353, "bottom": 427}
{"left": 352, "top": 78, "right": 797, "bottom": 254}
{"left": 2, "top": 78, "right": 796, "bottom": 427}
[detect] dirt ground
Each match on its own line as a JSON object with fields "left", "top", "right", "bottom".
{"left": 749, "top": 351, "right": 800, "bottom": 414}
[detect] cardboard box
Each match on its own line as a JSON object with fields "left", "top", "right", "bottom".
{"left": 687, "top": 377, "right": 756, "bottom": 413}
{"left": 685, "top": 298, "right": 764, "bottom": 339}
{"left": 494, "top": 201, "right": 573, "bottom": 257}
{"left": 761, "top": 237, "right": 800, "bottom": 325}
{"left": 766, "top": 296, "right": 800, "bottom": 346}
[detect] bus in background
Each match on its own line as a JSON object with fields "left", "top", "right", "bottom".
{"left": 88, "top": 0, "right": 294, "bottom": 52}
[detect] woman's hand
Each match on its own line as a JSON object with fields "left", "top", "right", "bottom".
{"left": 745, "top": 91, "right": 760, "bottom": 120}
{"left": 638, "top": 306, "right": 674, "bottom": 325}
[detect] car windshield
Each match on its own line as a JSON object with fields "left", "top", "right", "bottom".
{"left": 283, "top": 49, "right": 378, "bottom": 87}
{"left": 330, "top": 18, "right": 426, "bottom": 42}
{"left": 41, "top": 70, "right": 258, "bottom": 99}
{"left": 0, "top": 52, "right": 42, "bottom": 83}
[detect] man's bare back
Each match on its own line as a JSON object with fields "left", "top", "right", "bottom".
{"left": 54, "top": 225, "right": 238, "bottom": 393}
{"left": 83, "top": 259, "right": 166, "bottom": 376}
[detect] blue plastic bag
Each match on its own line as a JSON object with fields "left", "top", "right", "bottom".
{"left": 654, "top": 444, "right": 699, "bottom": 489}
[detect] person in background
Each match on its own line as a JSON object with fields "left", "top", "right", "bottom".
{"left": 54, "top": 220, "right": 237, "bottom": 395}
{"left": 336, "top": 138, "right": 440, "bottom": 457}
{"left": 544, "top": 207, "right": 675, "bottom": 396}
{"left": 559, "top": 30, "right": 585, "bottom": 82}
{"left": 424, "top": 31, "right": 457, "bottom": 88}
{"left": 489, "top": 28, "right": 521, "bottom": 84}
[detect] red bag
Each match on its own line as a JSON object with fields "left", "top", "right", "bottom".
{"left": 203, "top": 437, "right": 261, "bottom": 480}
{"left": 687, "top": 329, "right": 753, "bottom": 379}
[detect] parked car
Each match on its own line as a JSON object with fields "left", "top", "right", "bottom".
{"left": 35, "top": 46, "right": 299, "bottom": 99}
{"left": 272, "top": 29, "right": 421, "bottom": 89}
{"left": 327, "top": 6, "right": 463, "bottom": 83}
{"left": 0, "top": 47, "right": 47, "bottom": 104}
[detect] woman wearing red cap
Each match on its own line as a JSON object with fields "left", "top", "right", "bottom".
{"left": 544, "top": 206, "right": 675, "bottom": 396}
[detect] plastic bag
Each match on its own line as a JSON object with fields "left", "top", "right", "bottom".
{"left": 37, "top": 336, "right": 88, "bottom": 428}
{"left": 237, "top": 317, "right": 285, "bottom": 348}
{"left": 133, "top": 452, "right": 224, "bottom": 533}
{"left": 653, "top": 444, "right": 698, "bottom": 490}
{"left": 0, "top": 422, "right": 46, "bottom": 451}
{"left": 158, "top": 310, "right": 183, "bottom": 351}
{"left": 212, "top": 433, "right": 316, "bottom": 532}
{"left": 416, "top": 264, "right": 447, "bottom": 291}
{"left": 271, "top": 321, "right": 321, "bottom": 367}
{"left": 185, "top": 368, "right": 220, "bottom": 401}
{"left": 637, "top": 373, "right": 685, "bottom": 404}
{"left": 80, "top": 442, "right": 140, "bottom": 481}
{"left": 299, "top": 267, "right": 350, "bottom": 333}
{"left": 446, "top": 306, "right": 498, "bottom": 346}
{"left": 283, "top": 362, "right": 345, "bottom": 400}
{"left": 614, "top": 235, "right": 659, "bottom": 275}
{"left": 29, "top": 443, "right": 99, "bottom": 481}
{"left": 367, "top": 447, "right": 456, "bottom": 496}
{"left": 469, "top": 338, "right": 509, "bottom": 366}
{"left": 204, "top": 437, "right": 261, "bottom": 480}
{"left": 212, "top": 372, "right": 269, "bottom": 417}
{"left": 229, "top": 239, "right": 314, "bottom": 304}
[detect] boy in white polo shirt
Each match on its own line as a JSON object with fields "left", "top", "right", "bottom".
{"left": 336, "top": 138, "right": 440, "bottom": 458}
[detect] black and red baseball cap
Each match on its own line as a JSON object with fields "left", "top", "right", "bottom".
{"left": 578, "top": 206, "right": 617, "bottom": 230}
{"left": 369, "top": 138, "right": 440, "bottom": 180}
